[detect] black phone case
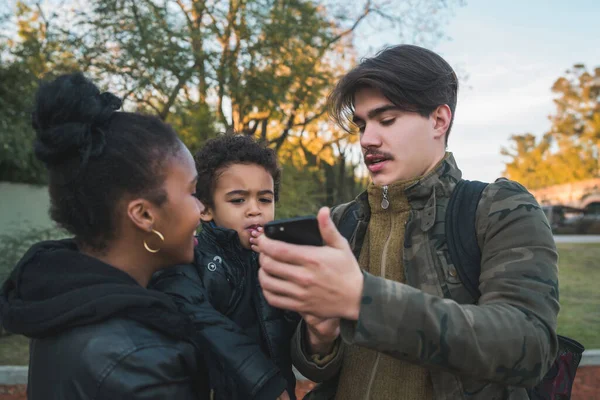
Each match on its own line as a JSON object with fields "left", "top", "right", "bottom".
{"left": 264, "top": 216, "right": 323, "bottom": 246}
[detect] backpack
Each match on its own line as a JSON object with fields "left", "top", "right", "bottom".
{"left": 336, "top": 180, "right": 585, "bottom": 400}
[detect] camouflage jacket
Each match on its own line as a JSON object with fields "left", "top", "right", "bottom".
{"left": 293, "top": 153, "right": 560, "bottom": 400}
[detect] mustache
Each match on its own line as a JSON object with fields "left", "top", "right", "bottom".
{"left": 363, "top": 148, "right": 394, "bottom": 160}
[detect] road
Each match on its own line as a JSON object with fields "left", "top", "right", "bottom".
{"left": 554, "top": 235, "right": 600, "bottom": 243}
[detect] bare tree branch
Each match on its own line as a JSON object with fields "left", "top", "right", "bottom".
{"left": 324, "top": 0, "right": 373, "bottom": 48}
{"left": 159, "top": 67, "right": 195, "bottom": 120}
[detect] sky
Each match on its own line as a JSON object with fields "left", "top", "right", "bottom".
{"left": 355, "top": 0, "right": 600, "bottom": 182}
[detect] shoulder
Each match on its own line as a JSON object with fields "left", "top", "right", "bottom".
{"left": 475, "top": 178, "right": 554, "bottom": 252}
{"left": 480, "top": 178, "right": 538, "bottom": 207}
{"left": 151, "top": 251, "right": 236, "bottom": 315}
{"left": 150, "top": 263, "right": 207, "bottom": 303}
{"left": 477, "top": 178, "right": 544, "bottom": 224}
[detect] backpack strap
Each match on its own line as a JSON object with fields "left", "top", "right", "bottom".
{"left": 335, "top": 181, "right": 489, "bottom": 300}
{"left": 445, "top": 179, "right": 489, "bottom": 301}
{"left": 333, "top": 201, "right": 362, "bottom": 259}
{"left": 335, "top": 203, "right": 360, "bottom": 241}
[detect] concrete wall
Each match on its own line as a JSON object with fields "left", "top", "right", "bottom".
{"left": 0, "top": 182, "right": 54, "bottom": 236}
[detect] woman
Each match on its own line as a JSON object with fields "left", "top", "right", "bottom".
{"left": 0, "top": 73, "right": 209, "bottom": 399}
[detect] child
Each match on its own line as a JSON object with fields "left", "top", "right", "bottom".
{"left": 152, "top": 134, "right": 298, "bottom": 400}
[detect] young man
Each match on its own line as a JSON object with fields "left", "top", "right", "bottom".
{"left": 252, "top": 45, "right": 559, "bottom": 399}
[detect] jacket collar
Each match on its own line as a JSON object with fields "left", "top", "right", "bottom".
{"left": 354, "top": 152, "right": 463, "bottom": 232}
{"left": 404, "top": 152, "right": 462, "bottom": 208}
{"left": 198, "top": 222, "right": 255, "bottom": 258}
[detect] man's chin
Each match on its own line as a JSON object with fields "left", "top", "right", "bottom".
{"left": 370, "top": 173, "right": 394, "bottom": 186}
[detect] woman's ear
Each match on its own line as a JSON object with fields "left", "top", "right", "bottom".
{"left": 127, "top": 198, "right": 155, "bottom": 231}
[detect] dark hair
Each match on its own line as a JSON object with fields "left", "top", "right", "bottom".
{"left": 329, "top": 44, "right": 459, "bottom": 144}
{"left": 32, "top": 72, "right": 183, "bottom": 250}
{"left": 195, "top": 134, "right": 281, "bottom": 208}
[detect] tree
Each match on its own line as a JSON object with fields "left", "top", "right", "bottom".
{"left": 64, "top": 0, "right": 460, "bottom": 209}
{"left": 550, "top": 64, "right": 600, "bottom": 174}
{"left": 2, "top": 0, "right": 463, "bottom": 215}
{"left": 502, "top": 64, "right": 600, "bottom": 189}
{"left": 501, "top": 133, "right": 597, "bottom": 189}
{"left": 0, "top": 2, "right": 79, "bottom": 183}
{"left": 63, "top": 0, "right": 461, "bottom": 146}
{"left": 0, "top": 56, "right": 43, "bottom": 183}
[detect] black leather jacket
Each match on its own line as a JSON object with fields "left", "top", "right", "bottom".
{"left": 0, "top": 240, "right": 209, "bottom": 400}
{"left": 28, "top": 318, "right": 206, "bottom": 399}
{"left": 151, "top": 223, "right": 300, "bottom": 400}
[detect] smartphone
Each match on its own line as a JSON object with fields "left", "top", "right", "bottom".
{"left": 264, "top": 216, "right": 323, "bottom": 246}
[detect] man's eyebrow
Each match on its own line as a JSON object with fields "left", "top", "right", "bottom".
{"left": 352, "top": 105, "right": 401, "bottom": 124}
{"left": 367, "top": 105, "right": 401, "bottom": 119}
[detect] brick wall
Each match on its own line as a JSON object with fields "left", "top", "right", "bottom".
{"left": 295, "top": 367, "right": 600, "bottom": 400}
{"left": 573, "top": 366, "right": 600, "bottom": 400}
{"left": 0, "top": 385, "right": 25, "bottom": 400}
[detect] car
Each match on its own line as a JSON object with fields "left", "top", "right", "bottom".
{"left": 542, "top": 205, "right": 600, "bottom": 234}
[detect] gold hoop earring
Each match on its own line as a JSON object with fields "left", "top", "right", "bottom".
{"left": 144, "top": 229, "right": 165, "bottom": 253}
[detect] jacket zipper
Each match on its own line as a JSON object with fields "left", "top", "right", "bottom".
{"left": 250, "top": 253, "right": 277, "bottom": 359}
{"left": 381, "top": 185, "right": 389, "bottom": 209}
{"left": 365, "top": 186, "right": 393, "bottom": 399}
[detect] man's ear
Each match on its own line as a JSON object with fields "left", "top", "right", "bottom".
{"left": 127, "top": 198, "right": 155, "bottom": 232}
{"left": 200, "top": 207, "right": 214, "bottom": 223}
{"left": 431, "top": 104, "right": 452, "bottom": 140}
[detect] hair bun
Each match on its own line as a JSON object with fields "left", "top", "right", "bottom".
{"left": 97, "top": 92, "right": 123, "bottom": 120}
{"left": 32, "top": 73, "right": 121, "bottom": 168}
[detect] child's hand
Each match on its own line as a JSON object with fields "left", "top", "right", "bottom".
{"left": 277, "top": 390, "right": 290, "bottom": 400}
{"left": 249, "top": 227, "right": 264, "bottom": 253}
{"left": 250, "top": 226, "right": 264, "bottom": 241}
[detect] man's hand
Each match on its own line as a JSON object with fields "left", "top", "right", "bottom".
{"left": 251, "top": 207, "right": 364, "bottom": 320}
{"left": 302, "top": 314, "right": 340, "bottom": 356}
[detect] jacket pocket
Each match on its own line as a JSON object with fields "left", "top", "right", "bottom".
{"left": 434, "top": 248, "right": 475, "bottom": 304}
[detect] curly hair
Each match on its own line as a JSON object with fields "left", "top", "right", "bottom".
{"left": 195, "top": 135, "right": 281, "bottom": 208}
{"left": 32, "top": 72, "right": 183, "bottom": 250}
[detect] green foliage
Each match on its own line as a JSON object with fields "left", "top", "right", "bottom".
{"left": 276, "top": 162, "right": 325, "bottom": 219}
{"left": 166, "top": 101, "right": 219, "bottom": 156}
{"left": 0, "top": 226, "right": 67, "bottom": 281}
{"left": 0, "top": 58, "right": 46, "bottom": 183}
{"left": 556, "top": 243, "right": 600, "bottom": 349}
{"left": 1, "top": 0, "right": 461, "bottom": 212}
{"left": 0, "top": 3, "right": 80, "bottom": 183}
{"left": 0, "top": 334, "right": 30, "bottom": 363}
